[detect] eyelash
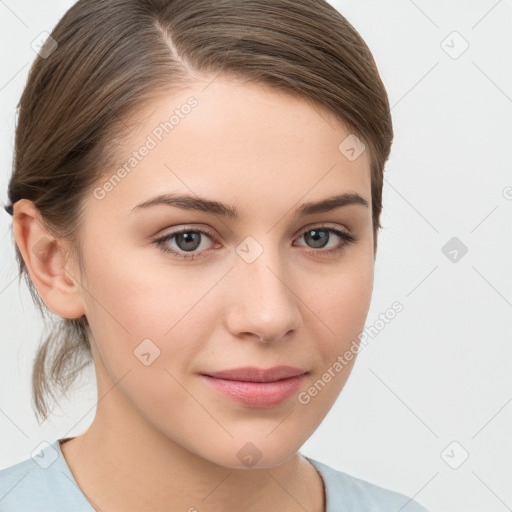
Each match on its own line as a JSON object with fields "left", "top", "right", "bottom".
{"left": 153, "top": 225, "right": 358, "bottom": 261}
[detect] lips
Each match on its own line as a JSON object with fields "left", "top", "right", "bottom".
{"left": 199, "top": 366, "right": 309, "bottom": 408}
{"left": 201, "top": 365, "right": 308, "bottom": 382}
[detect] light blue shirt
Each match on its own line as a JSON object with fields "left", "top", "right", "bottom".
{"left": 0, "top": 438, "right": 429, "bottom": 511}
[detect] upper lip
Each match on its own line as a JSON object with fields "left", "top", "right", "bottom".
{"left": 202, "top": 366, "right": 308, "bottom": 382}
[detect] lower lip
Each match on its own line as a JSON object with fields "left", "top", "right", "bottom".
{"left": 200, "top": 373, "right": 307, "bottom": 408}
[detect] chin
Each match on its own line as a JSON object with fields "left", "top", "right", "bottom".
{"left": 196, "top": 434, "right": 302, "bottom": 470}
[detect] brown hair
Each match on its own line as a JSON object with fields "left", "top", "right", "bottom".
{"left": 4, "top": 0, "right": 393, "bottom": 423}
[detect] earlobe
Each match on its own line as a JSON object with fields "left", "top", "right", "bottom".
{"left": 12, "top": 199, "right": 86, "bottom": 319}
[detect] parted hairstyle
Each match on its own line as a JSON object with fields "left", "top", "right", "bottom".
{"left": 4, "top": 0, "right": 393, "bottom": 423}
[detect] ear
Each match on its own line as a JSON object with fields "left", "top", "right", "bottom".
{"left": 12, "top": 199, "right": 86, "bottom": 319}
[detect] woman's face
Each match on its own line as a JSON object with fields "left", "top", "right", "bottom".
{"left": 73, "top": 76, "right": 374, "bottom": 468}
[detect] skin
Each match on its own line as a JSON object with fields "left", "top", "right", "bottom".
{"left": 13, "top": 75, "right": 375, "bottom": 512}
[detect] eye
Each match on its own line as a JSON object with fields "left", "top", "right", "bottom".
{"left": 154, "top": 227, "right": 216, "bottom": 261}
{"left": 153, "top": 225, "right": 358, "bottom": 261}
{"left": 294, "top": 226, "right": 357, "bottom": 256}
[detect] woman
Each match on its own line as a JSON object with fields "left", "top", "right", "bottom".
{"left": 0, "top": 0, "right": 429, "bottom": 510}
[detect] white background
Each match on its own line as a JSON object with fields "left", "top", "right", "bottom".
{"left": 1, "top": 1, "right": 511, "bottom": 511}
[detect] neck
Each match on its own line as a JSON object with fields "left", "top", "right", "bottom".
{"left": 60, "top": 393, "right": 325, "bottom": 512}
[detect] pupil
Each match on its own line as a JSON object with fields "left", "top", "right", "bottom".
{"left": 174, "top": 229, "right": 329, "bottom": 252}
{"left": 305, "top": 229, "right": 328, "bottom": 249}
{"left": 177, "top": 232, "right": 201, "bottom": 251}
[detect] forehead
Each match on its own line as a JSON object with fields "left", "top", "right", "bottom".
{"left": 90, "top": 76, "right": 371, "bottom": 218}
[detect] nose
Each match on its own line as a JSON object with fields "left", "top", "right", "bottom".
{"left": 224, "top": 244, "right": 302, "bottom": 344}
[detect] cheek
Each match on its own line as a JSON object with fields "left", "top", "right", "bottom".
{"left": 311, "top": 258, "right": 374, "bottom": 341}
{"left": 79, "top": 242, "right": 208, "bottom": 375}
{"left": 291, "top": 258, "right": 373, "bottom": 405}
{"left": 81, "top": 234, "right": 202, "bottom": 333}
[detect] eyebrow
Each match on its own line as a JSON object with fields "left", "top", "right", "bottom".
{"left": 130, "top": 192, "right": 369, "bottom": 218}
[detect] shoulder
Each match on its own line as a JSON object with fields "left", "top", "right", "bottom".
{"left": 0, "top": 440, "right": 92, "bottom": 511}
{"left": 0, "top": 452, "right": 55, "bottom": 510}
{"left": 305, "top": 456, "right": 430, "bottom": 512}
